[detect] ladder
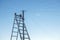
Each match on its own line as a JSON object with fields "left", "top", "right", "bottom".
{"left": 10, "top": 10, "right": 30, "bottom": 40}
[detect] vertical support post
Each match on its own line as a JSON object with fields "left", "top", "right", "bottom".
{"left": 22, "top": 10, "right": 24, "bottom": 40}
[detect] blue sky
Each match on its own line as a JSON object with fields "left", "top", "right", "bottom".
{"left": 0, "top": 0, "right": 60, "bottom": 40}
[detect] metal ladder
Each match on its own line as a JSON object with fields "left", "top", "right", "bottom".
{"left": 10, "top": 10, "right": 30, "bottom": 40}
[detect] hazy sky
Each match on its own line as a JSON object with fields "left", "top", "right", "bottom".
{"left": 0, "top": 0, "right": 60, "bottom": 40}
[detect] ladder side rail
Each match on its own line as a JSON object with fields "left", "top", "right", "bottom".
{"left": 16, "top": 18, "right": 23, "bottom": 40}
{"left": 10, "top": 17, "right": 16, "bottom": 40}
{"left": 24, "top": 24, "right": 31, "bottom": 40}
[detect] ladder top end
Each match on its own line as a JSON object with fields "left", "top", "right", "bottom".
{"left": 15, "top": 13, "right": 16, "bottom": 15}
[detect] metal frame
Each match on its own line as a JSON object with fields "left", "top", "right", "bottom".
{"left": 10, "top": 10, "right": 30, "bottom": 40}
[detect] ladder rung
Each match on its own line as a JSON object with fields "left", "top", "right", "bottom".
{"left": 17, "top": 20, "right": 23, "bottom": 21}
{"left": 13, "top": 27, "right": 18, "bottom": 29}
{"left": 19, "top": 26, "right": 26, "bottom": 28}
{"left": 12, "top": 36, "right": 17, "bottom": 37}
{"left": 19, "top": 32, "right": 25, "bottom": 34}
{"left": 24, "top": 38, "right": 29, "bottom": 39}
{"left": 19, "top": 29, "right": 27, "bottom": 31}
{"left": 20, "top": 33, "right": 27, "bottom": 35}
{"left": 13, "top": 31, "right": 18, "bottom": 33}
{"left": 19, "top": 23, "right": 23, "bottom": 24}
{"left": 19, "top": 26, "right": 23, "bottom": 27}
{"left": 14, "top": 23, "right": 17, "bottom": 24}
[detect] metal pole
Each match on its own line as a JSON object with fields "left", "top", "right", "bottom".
{"left": 22, "top": 10, "right": 24, "bottom": 40}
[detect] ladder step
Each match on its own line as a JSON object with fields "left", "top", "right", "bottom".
{"left": 13, "top": 27, "right": 18, "bottom": 29}
{"left": 19, "top": 23, "right": 23, "bottom": 24}
{"left": 19, "top": 26, "right": 23, "bottom": 27}
{"left": 12, "top": 36, "right": 17, "bottom": 37}
{"left": 24, "top": 38, "right": 29, "bottom": 39}
{"left": 20, "top": 33, "right": 27, "bottom": 35}
{"left": 13, "top": 31, "right": 18, "bottom": 33}
{"left": 17, "top": 20, "right": 23, "bottom": 21}
{"left": 19, "top": 29, "right": 27, "bottom": 31}
{"left": 18, "top": 26, "right": 23, "bottom": 27}
{"left": 14, "top": 23, "right": 17, "bottom": 24}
